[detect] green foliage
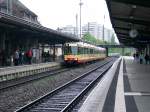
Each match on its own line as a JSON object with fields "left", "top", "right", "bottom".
{"left": 83, "top": 33, "right": 108, "bottom": 45}
{"left": 109, "top": 48, "right": 134, "bottom": 56}
{"left": 82, "top": 33, "right": 133, "bottom": 56}
{"left": 83, "top": 33, "right": 118, "bottom": 45}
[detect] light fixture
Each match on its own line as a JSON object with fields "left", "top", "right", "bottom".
{"left": 129, "top": 29, "right": 138, "bottom": 38}
{"left": 132, "top": 5, "right": 137, "bottom": 9}
{"left": 129, "top": 16, "right": 134, "bottom": 19}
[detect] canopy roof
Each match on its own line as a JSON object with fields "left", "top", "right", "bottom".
{"left": 106, "top": 0, "right": 150, "bottom": 47}
{"left": 0, "top": 12, "right": 80, "bottom": 44}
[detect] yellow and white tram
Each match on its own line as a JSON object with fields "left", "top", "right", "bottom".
{"left": 64, "top": 42, "right": 106, "bottom": 64}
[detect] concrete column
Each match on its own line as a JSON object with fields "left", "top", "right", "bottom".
{"left": 122, "top": 48, "right": 124, "bottom": 56}
{"left": 35, "top": 39, "right": 39, "bottom": 48}
{"left": 0, "top": 32, "right": 6, "bottom": 50}
{"left": 41, "top": 44, "right": 44, "bottom": 63}
{"left": 146, "top": 44, "right": 150, "bottom": 55}
{"left": 32, "top": 39, "right": 39, "bottom": 48}
{"left": 25, "top": 39, "right": 30, "bottom": 50}
{"left": 62, "top": 44, "right": 64, "bottom": 60}
{"left": 106, "top": 47, "right": 108, "bottom": 57}
{"left": 53, "top": 45, "right": 56, "bottom": 61}
{"left": 148, "top": 45, "right": 150, "bottom": 55}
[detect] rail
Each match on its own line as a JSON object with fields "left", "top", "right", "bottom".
{"left": 15, "top": 58, "right": 116, "bottom": 112}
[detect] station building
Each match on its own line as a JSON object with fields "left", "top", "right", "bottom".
{"left": 0, "top": 0, "right": 80, "bottom": 67}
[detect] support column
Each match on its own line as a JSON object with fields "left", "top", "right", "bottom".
{"left": 0, "top": 32, "right": 6, "bottom": 50}
{"left": 0, "top": 32, "right": 6, "bottom": 66}
{"left": 41, "top": 44, "right": 44, "bottom": 63}
{"left": 25, "top": 38, "right": 30, "bottom": 50}
{"left": 32, "top": 39, "right": 39, "bottom": 63}
{"left": 106, "top": 47, "right": 108, "bottom": 57}
{"left": 148, "top": 44, "right": 150, "bottom": 55}
{"left": 146, "top": 44, "right": 150, "bottom": 55}
{"left": 53, "top": 44, "right": 56, "bottom": 61}
{"left": 62, "top": 44, "right": 64, "bottom": 60}
{"left": 122, "top": 48, "right": 125, "bottom": 56}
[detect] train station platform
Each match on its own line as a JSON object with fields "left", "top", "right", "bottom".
{"left": 79, "top": 56, "right": 150, "bottom": 112}
{"left": 0, "top": 62, "right": 61, "bottom": 82}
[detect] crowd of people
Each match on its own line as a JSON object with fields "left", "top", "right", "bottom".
{"left": 133, "top": 52, "right": 150, "bottom": 64}
{"left": 13, "top": 49, "right": 33, "bottom": 66}
{"left": 0, "top": 48, "right": 37, "bottom": 67}
{"left": 0, "top": 48, "right": 54, "bottom": 67}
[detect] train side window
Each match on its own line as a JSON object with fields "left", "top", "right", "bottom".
{"left": 78, "top": 47, "right": 81, "bottom": 54}
{"left": 81, "top": 47, "right": 84, "bottom": 54}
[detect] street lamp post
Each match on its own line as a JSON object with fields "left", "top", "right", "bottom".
{"left": 102, "top": 15, "right": 105, "bottom": 41}
{"left": 76, "top": 14, "right": 78, "bottom": 37}
{"left": 6, "top": 0, "right": 12, "bottom": 14}
{"left": 79, "top": 0, "right": 83, "bottom": 38}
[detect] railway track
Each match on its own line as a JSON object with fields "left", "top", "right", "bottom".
{"left": 0, "top": 58, "right": 113, "bottom": 91}
{"left": 15, "top": 58, "right": 116, "bottom": 112}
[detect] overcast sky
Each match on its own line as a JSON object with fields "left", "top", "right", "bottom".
{"left": 21, "top": 0, "right": 112, "bottom": 30}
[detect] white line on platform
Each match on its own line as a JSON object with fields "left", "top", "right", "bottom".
{"left": 125, "top": 92, "right": 150, "bottom": 96}
{"left": 114, "top": 57, "right": 126, "bottom": 112}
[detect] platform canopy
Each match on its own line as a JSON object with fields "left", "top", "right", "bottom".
{"left": 106, "top": 0, "right": 150, "bottom": 47}
{"left": 0, "top": 12, "right": 81, "bottom": 44}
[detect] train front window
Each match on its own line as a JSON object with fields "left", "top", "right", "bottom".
{"left": 71, "top": 46, "right": 77, "bottom": 55}
{"left": 64, "top": 46, "right": 77, "bottom": 55}
{"left": 64, "top": 46, "right": 71, "bottom": 55}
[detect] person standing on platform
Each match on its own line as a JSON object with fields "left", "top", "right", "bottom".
{"left": 19, "top": 50, "right": 23, "bottom": 65}
{"left": 135, "top": 53, "right": 139, "bottom": 62}
{"left": 145, "top": 54, "right": 149, "bottom": 64}
{"left": 139, "top": 53, "right": 144, "bottom": 64}
{"left": 27, "top": 49, "right": 33, "bottom": 64}
{"left": 14, "top": 49, "right": 19, "bottom": 66}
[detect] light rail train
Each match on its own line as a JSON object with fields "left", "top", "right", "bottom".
{"left": 64, "top": 42, "right": 106, "bottom": 64}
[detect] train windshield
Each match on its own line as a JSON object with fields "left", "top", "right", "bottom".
{"left": 64, "top": 46, "right": 77, "bottom": 55}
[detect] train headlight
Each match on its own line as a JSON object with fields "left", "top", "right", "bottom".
{"left": 74, "top": 58, "right": 78, "bottom": 60}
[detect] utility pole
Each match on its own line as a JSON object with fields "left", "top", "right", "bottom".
{"left": 76, "top": 14, "right": 78, "bottom": 37}
{"left": 6, "top": 0, "right": 9, "bottom": 13}
{"left": 88, "top": 22, "right": 89, "bottom": 33}
{"left": 79, "top": 0, "right": 83, "bottom": 38}
{"left": 6, "top": 0, "right": 12, "bottom": 14}
{"left": 9, "top": 0, "right": 12, "bottom": 15}
{"left": 102, "top": 15, "right": 105, "bottom": 41}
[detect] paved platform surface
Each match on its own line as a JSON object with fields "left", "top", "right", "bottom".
{"left": 124, "top": 56, "right": 150, "bottom": 112}
{"left": 0, "top": 62, "right": 60, "bottom": 82}
{"left": 79, "top": 56, "right": 150, "bottom": 112}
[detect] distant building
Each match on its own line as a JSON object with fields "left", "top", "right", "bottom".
{"left": 104, "top": 28, "right": 114, "bottom": 42}
{"left": 82, "top": 22, "right": 99, "bottom": 39}
{"left": 82, "top": 22, "right": 114, "bottom": 42}
{"left": 0, "top": 0, "right": 39, "bottom": 24}
{"left": 58, "top": 25, "right": 77, "bottom": 36}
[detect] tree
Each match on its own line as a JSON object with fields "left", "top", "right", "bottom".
{"left": 83, "top": 33, "right": 106, "bottom": 45}
{"left": 110, "top": 34, "right": 117, "bottom": 44}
